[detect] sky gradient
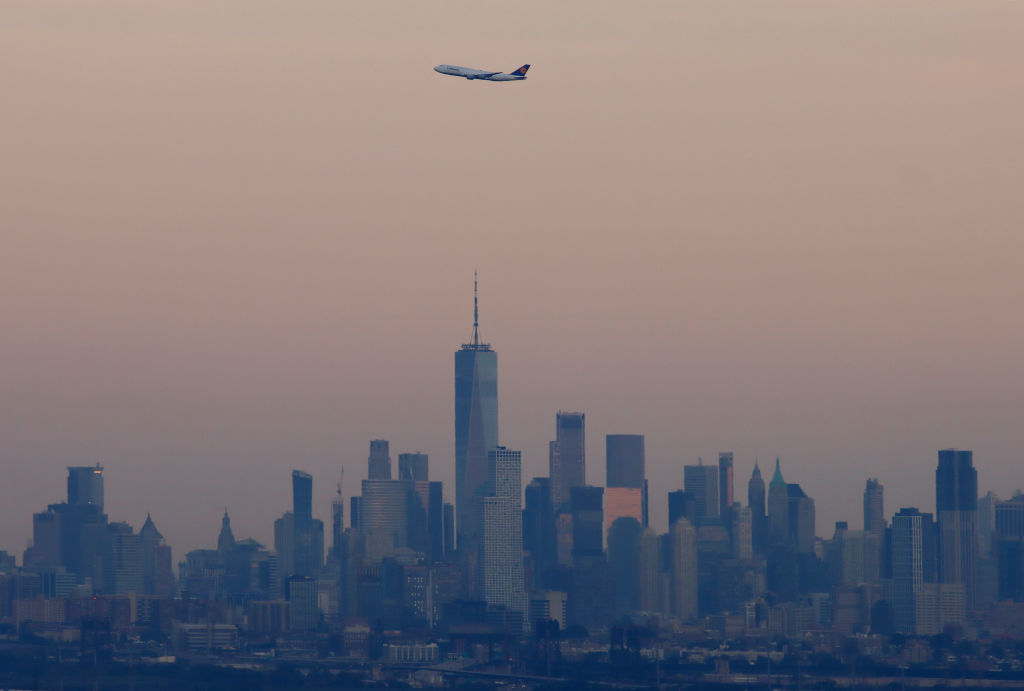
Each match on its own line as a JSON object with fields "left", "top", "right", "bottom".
{"left": 2, "top": 0, "right": 1023, "bottom": 557}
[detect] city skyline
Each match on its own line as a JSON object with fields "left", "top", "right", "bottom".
{"left": 0, "top": 277, "right": 1014, "bottom": 557}
{"left": 3, "top": 0, "right": 1023, "bottom": 562}
{"left": 1, "top": 279, "right": 1016, "bottom": 558}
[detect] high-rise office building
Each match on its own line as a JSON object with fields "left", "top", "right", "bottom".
{"left": 994, "top": 494, "right": 1024, "bottom": 601}
{"left": 523, "top": 477, "right": 556, "bottom": 584}
{"left": 670, "top": 517, "right": 698, "bottom": 621}
{"left": 668, "top": 490, "right": 695, "bottom": 529}
{"left": 570, "top": 486, "right": 605, "bottom": 558}
{"left": 286, "top": 575, "right": 320, "bottom": 632}
{"left": 605, "top": 487, "right": 645, "bottom": 540}
{"left": 349, "top": 497, "right": 360, "bottom": 531}
{"left": 607, "top": 517, "right": 643, "bottom": 617}
{"left": 481, "top": 447, "right": 527, "bottom": 616}
{"left": 368, "top": 440, "right": 392, "bottom": 481}
{"left": 359, "top": 479, "right": 413, "bottom": 563}
{"left": 606, "top": 434, "right": 644, "bottom": 489}
{"left": 732, "top": 505, "right": 753, "bottom": 561}
{"left": 569, "top": 485, "right": 609, "bottom": 629}
{"left": 218, "top": 510, "right": 236, "bottom": 553}
{"left": 768, "top": 458, "right": 789, "bottom": 547}
{"left": 864, "top": 478, "right": 885, "bottom": 537}
{"left": 891, "top": 508, "right": 924, "bottom": 634}
{"left": 978, "top": 490, "right": 998, "bottom": 558}
{"left": 409, "top": 480, "right": 444, "bottom": 561}
{"left": 684, "top": 461, "right": 719, "bottom": 523}
{"left": 718, "top": 452, "right": 734, "bottom": 518}
{"left": 442, "top": 503, "right": 455, "bottom": 557}
{"left": 638, "top": 528, "right": 663, "bottom": 614}
{"left": 936, "top": 448, "right": 978, "bottom": 607}
{"left": 787, "top": 483, "right": 816, "bottom": 554}
{"left": 67, "top": 465, "right": 104, "bottom": 510}
{"left": 605, "top": 434, "right": 647, "bottom": 537}
{"left": 398, "top": 453, "right": 429, "bottom": 482}
{"left": 550, "top": 412, "right": 586, "bottom": 509}
{"left": 138, "top": 513, "right": 174, "bottom": 597}
{"left": 330, "top": 474, "right": 344, "bottom": 558}
{"left": 293, "top": 470, "right": 313, "bottom": 520}
{"left": 274, "top": 470, "right": 324, "bottom": 578}
{"left": 24, "top": 467, "right": 110, "bottom": 587}
{"left": 454, "top": 276, "right": 498, "bottom": 553}
{"left": 109, "top": 521, "right": 142, "bottom": 595}
{"left": 748, "top": 462, "right": 766, "bottom": 554}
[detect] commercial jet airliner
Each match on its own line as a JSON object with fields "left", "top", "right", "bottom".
{"left": 434, "top": 64, "right": 530, "bottom": 81}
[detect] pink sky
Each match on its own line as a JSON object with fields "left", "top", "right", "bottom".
{"left": 1, "top": 0, "right": 1022, "bottom": 556}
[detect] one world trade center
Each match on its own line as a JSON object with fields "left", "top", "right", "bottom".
{"left": 454, "top": 275, "right": 498, "bottom": 555}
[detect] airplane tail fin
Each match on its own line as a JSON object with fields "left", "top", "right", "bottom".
{"left": 511, "top": 64, "right": 530, "bottom": 76}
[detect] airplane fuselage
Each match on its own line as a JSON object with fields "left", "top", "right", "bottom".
{"left": 434, "top": 64, "right": 529, "bottom": 81}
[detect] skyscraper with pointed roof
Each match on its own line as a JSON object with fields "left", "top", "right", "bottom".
{"left": 768, "top": 458, "right": 789, "bottom": 546}
{"left": 139, "top": 513, "right": 174, "bottom": 597}
{"left": 748, "top": 462, "right": 766, "bottom": 554}
{"left": 218, "top": 511, "right": 236, "bottom": 553}
{"left": 454, "top": 274, "right": 498, "bottom": 554}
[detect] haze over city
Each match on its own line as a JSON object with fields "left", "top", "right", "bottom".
{"left": 2, "top": 0, "right": 1023, "bottom": 563}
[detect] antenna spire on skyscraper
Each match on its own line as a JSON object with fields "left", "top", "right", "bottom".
{"left": 472, "top": 270, "right": 482, "bottom": 346}
{"left": 460, "top": 271, "right": 491, "bottom": 351}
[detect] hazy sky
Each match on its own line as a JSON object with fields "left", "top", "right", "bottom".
{"left": 2, "top": 1, "right": 1022, "bottom": 558}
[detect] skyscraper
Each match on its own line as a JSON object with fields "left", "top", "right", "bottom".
{"left": 768, "top": 458, "right": 788, "bottom": 547}
{"left": 109, "top": 521, "right": 142, "bottom": 595}
{"left": 330, "top": 472, "right": 344, "bottom": 558}
{"left": 670, "top": 517, "right": 698, "bottom": 622}
{"left": 67, "top": 465, "right": 104, "bottom": 510}
{"left": 606, "top": 434, "right": 644, "bottom": 488}
{"left": 368, "top": 440, "right": 392, "bottom": 481}
{"left": 607, "top": 517, "right": 643, "bottom": 617}
{"left": 138, "top": 513, "right": 174, "bottom": 597}
{"left": 274, "top": 470, "right": 324, "bottom": 578}
{"left": 398, "top": 452, "right": 429, "bottom": 482}
{"left": 293, "top": 470, "right": 313, "bottom": 520}
{"left": 864, "top": 478, "right": 885, "bottom": 537}
{"left": 454, "top": 275, "right": 498, "bottom": 553}
{"left": 605, "top": 434, "right": 647, "bottom": 537}
{"left": 523, "top": 477, "right": 556, "bottom": 585}
{"left": 571, "top": 486, "right": 605, "bottom": 558}
{"left": 732, "top": 505, "right": 753, "bottom": 561}
{"left": 569, "top": 485, "right": 609, "bottom": 628}
{"left": 748, "top": 462, "right": 766, "bottom": 554}
{"left": 787, "top": 483, "right": 816, "bottom": 554}
{"left": 668, "top": 490, "right": 695, "bottom": 529}
{"left": 359, "top": 478, "right": 413, "bottom": 563}
{"left": 409, "top": 480, "right": 444, "bottom": 561}
{"left": 684, "top": 460, "right": 719, "bottom": 523}
{"left": 481, "top": 447, "right": 527, "bottom": 617}
{"left": 891, "top": 508, "right": 924, "bottom": 634}
{"left": 24, "top": 467, "right": 110, "bottom": 587}
{"left": 550, "top": 412, "right": 586, "bottom": 509}
{"left": 936, "top": 448, "right": 978, "bottom": 607}
{"left": 718, "top": 452, "right": 734, "bottom": 517}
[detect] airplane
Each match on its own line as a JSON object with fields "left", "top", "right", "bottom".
{"left": 434, "top": 64, "right": 530, "bottom": 81}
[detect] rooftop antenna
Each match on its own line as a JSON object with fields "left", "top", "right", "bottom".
{"left": 472, "top": 270, "right": 481, "bottom": 346}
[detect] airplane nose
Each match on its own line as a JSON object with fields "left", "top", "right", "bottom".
{"left": 433, "top": 65, "right": 443, "bottom": 73}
